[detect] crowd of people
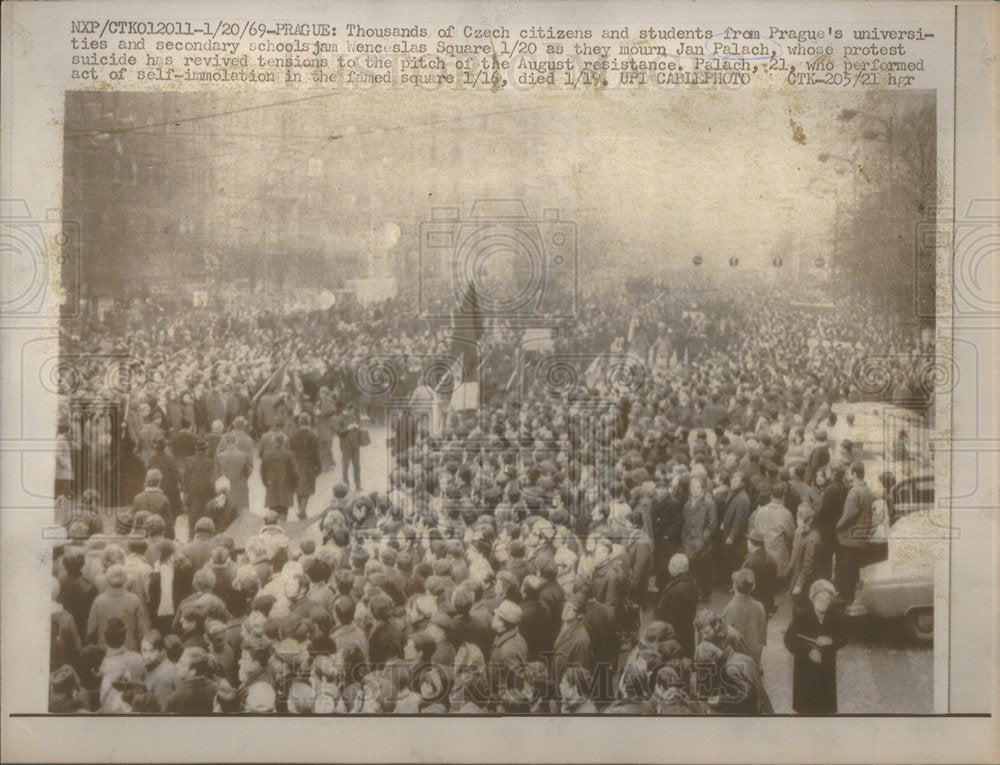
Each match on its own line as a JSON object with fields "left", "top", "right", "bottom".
{"left": 49, "top": 276, "right": 934, "bottom": 714}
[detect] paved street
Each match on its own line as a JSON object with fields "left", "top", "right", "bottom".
{"left": 223, "top": 425, "right": 933, "bottom": 714}
{"left": 702, "top": 589, "right": 933, "bottom": 714}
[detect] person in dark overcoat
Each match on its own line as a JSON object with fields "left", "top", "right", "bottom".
{"left": 181, "top": 440, "right": 216, "bottom": 528}
{"left": 146, "top": 440, "right": 183, "bottom": 531}
{"left": 132, "top": 469, "right": 172, "bottom": 535}
{"left": 336, "top": 403, "right": 363, "bottom": 492}
{"left": 742, "top": 529, "right": 779, "bottom": 615}
{"left": 783, "top": 578, "right": 847, "bottom": 714}
{"left": 259, "top": 432, "right": 298, "bottom": 520}
{"left": 549, "top": 593, "right": 593, "bottom": 695}
{"left": 289, "top": 414, "right": 322, "bottom": 520}
{"left": 653, "top": 553, "right": 700, "bottom": 656}
{"left": 202, "top": 477, "right": 240, "bottom": 535}
{"left": 313, "top": 387, "right": 338, "bottom": 472}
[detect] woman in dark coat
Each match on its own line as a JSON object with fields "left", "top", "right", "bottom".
{"left": 653, "top": 554, "right": 700, "bottom": 656}
{"left": 289, "top": 414, "right": 322, "bottom": 520}
{"left": 203, "top": 478, "right": 240, "bottom": 535}
{"left": 783, "top": 578, "right": 847, "bottom": 714}
{"left": 259, "top": 433, "right": 298, "bottom": 519}
{"left": 181, "top": 441, "right": 216, "bottom": 528}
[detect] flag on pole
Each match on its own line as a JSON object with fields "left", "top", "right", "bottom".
{"left": 252, "top": 356, "right": 291, "bottom": 407}
{"left": 451, "top": 281, "right": 483, "bottom": 380}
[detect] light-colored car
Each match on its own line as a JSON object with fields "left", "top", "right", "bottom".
{"left": 829, "top": 401, "right": 931, "bottom": 466}
{"left": 851, "top": 511, "right": 941, "bottom": 641}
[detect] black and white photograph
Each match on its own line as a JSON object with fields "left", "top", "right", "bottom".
{"left": 47, "top": 86, "right": 940, "bottom": 716}
{"left": 3, "top": 2, "right": 999, "bottom": 761}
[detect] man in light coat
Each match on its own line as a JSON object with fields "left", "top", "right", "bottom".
{"left": 748, "top": 481, "right": 795, "bottom": 579}
{"left": 87, "top": 564, "right": 150, "bottom": 652}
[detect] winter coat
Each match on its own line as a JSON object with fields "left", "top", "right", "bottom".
{"left": 783, "top": 607, "right": 846, "bottom": 714}
{"left": 260, "top": 446, "right": 298, "bottom": 510}
{"left": 653, "top": 572, "right": 699, "bottom": 656}
{"left": 289, "top": 426, "right": 322, "bottom": 497}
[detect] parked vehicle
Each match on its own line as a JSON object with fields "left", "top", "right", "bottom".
{"left": 851, "top": 511, "right": 942, "bottom": 641}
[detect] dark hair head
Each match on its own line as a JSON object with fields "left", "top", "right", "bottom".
{"left": 62, "top": 551, "right": 85, "bottom": 576}
{"left": 104, "top": 618, "right": 127, "bottom": 649}
{"left": 333, "top": 568, "right": 355, "bottom": 596}
{"left": 333, "top": 595, "right": 356, "bottom": 625}
{"left": 305, "top": 557, "right": 331, "bottom": 584}
{"left": 370, "top": 593, "right": 394, "bottom": 623}
{"left": 252, "top": 593, "right": 276, "bottom": 618}
{"left": 163, "top": 634, "right": 184, "bottom": 663}
{"left": 410, "top": 631, "right": 436, "bottom": 661}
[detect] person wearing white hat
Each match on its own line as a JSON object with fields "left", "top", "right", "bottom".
{"left": 783, "top": 578, "right": 846, "bottom": 714}
{"left": 653, "top": 554, "right": 699, "bottom": 656}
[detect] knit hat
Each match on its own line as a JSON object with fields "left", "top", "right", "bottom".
{"left": 809, "top": 579, "right": 837, "bottom": 601}
{"left": 495, "top": 599, "right": 522, "bottom": 625}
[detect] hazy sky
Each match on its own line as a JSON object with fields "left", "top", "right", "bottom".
{"left": 72, "top": 87, "right": 934, "bottom": 279}
{"left": 244, "top": 86, "right": 929, "bottom": 270}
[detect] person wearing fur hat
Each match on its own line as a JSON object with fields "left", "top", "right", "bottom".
{"left": 783, "top": 579, "right": 846, "bottom": 714}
